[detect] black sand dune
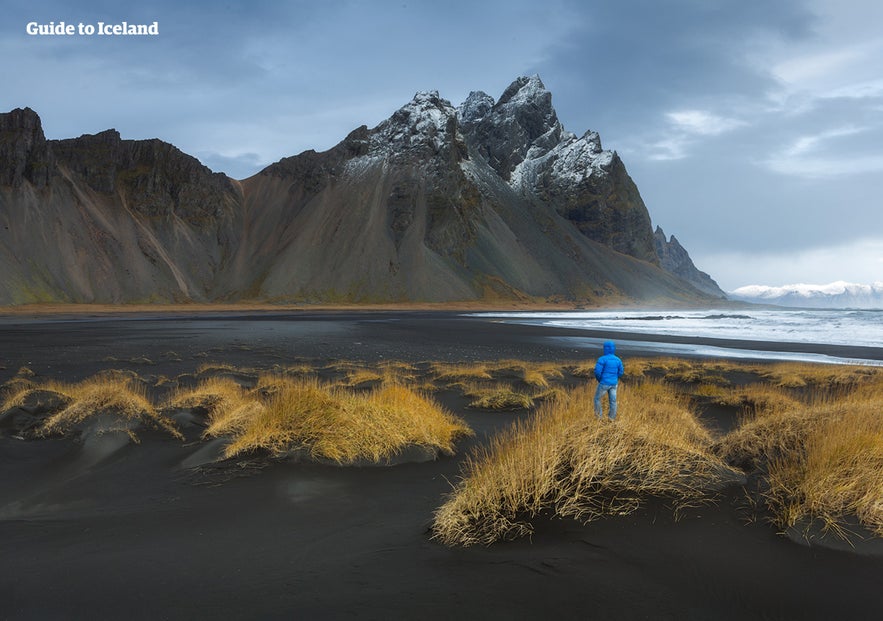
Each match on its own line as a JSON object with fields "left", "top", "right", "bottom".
{"left": 1, "top": 311, "right": 881, "bottom": 620}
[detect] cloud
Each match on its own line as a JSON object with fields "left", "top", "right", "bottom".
{"left": 666, "top": 110, "right": 747, "bottom": 136}
{"left": 630, "top": 108, "right": 747, "bottom": 161}
{"left": 766, "top": 153, "right": 883, "bottom": 178}
{"left": 697, "top": 237, "right": 883, "bottom": 290}
{"left": 644, "top": 138, "right": 689, "bottom": 162}
{"left": 764, "top": 125, "right": 883, "bottom": 177}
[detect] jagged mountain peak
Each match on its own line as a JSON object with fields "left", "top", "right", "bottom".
{"left": 654, "top": 227, "right": 726, "bottom": 298}
{"left": 495, "top": 75, "right": 558, "bottom": 140}
{"left": 382, "top": 90, "right": 456, "bottom": 127}
{"left": 457, "top": 75, "right": 565, "bottom": 182}
{"left": 368, "top": 90, "right": 462, "bottom": 158}
{"left": 497, "top": 75, "right": 548, "bottom": 106}
{"left": 0, "top": 106, "right": 52, "bottom": 187}
{"left": 2, "top": 106, "right": 43, "bottom": 130}
{"left": 457, "top": 91, "right": 495, "bottom": 125}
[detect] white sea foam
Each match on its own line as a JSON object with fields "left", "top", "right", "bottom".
{"left": 469, "top": 309, "right": 883, "bottom": 364}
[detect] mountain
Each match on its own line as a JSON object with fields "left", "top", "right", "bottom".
{"left": 0, "top": 108, "right": 241, "bottom": 303}
{"left": 654, "top": 227, "right": 726, "bottom": 298}
{"left": 729, "top": 281, "right": 883, "bottom": 309}
{"left": 0, "top": 77, "right": 719, "bottom": 306}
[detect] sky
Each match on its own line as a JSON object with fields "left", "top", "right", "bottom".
{"left": 3, "top": 0, "right": 882, "bottom": 291}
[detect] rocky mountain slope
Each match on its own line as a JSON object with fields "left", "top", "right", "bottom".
{"left": 654, "top": 227, "right": 725, "bottom": 298}
{"left": 0, "top": 77, "right": 721, "bottom": 305}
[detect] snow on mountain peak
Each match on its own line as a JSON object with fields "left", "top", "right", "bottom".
{"left": 457, "top": 91, "right": 495, "bottom": 124}
{"left": 498, "top": 74, "right": 549, "bottom": 107}
{"left": 357, "top": 77, "right": 614, "bottom": 192}
{"left": 369, "top": 90, "right": 458, "bottom": 155}
{"left": 730, "top": 281, "right": 883, "bottom": 308}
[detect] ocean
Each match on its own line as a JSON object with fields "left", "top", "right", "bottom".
{"left": 470, "top": 309, "right": 883, "bottom": 365}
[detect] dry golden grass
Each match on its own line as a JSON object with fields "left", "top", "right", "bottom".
{"left": 735, "top": 378, "right": 883, "bottom": 538}
{"left": 341, "top": 369, "right": 385, "bottom": 386}
{"left": 1, "top": 365, "right": 40, "bottom": 401}
{"left": 94, "top": 368, "right": 143, "bottom": 383}
{"left": 650, "top": 358, "right": 735, "bottom": 385}
{"left": 463, "top": 382, "right": 534, "bottom": 410}
{"left": 221, "top": 378, "right": 472, "bottom": 463}
{"left": 0, "top": 376, "right": 36, "bottom": 400}
{"left": 196, "top": 362, "right": 238, "bottom": 375}
{"left": 432, "top": 380, "right": 740, "bottom": 546}
{"left": 568, "top": 361, "right": 596, "bottom": 378}
{"left": 32, "top": 377, "right": 182, "bottom": 441}
{"left": 1, "top": 382, "right": 67, "bottom": 413}
{"left": 520, "top": 363, "right": 564, "bottom": 389}
{"left": 15, "top": 366, "right": 36, "bottom": 378}
{"left": 758, "top": 362, "right": 880, "bottom": 389}
{"left": 430, "top": 362, "right": 493, "bottom": 383}
{"left": 713, "top": 391, "right": 836, "bottom": 471}
{"left": 690, "top": 383, "right": 729, "bottom": 398}
{"left": 377, "top": 360, "right": 418, "bottom": 374}
{"left": 195, "top": 363, "right": 261, "bottom": 384}
{"left": 708, "top": 384, "right": 804, "bottom": 422}
{"left": 276, "top": 363, "right": 319, "bottom": 376}
{"left": 168, "top": 377, "right": 263, "bottom": 438}
{"left": 531, "top": 386, "right": 568, "bottom": 403}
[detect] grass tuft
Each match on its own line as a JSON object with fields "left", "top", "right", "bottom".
{"left": 432, "top": 380, "right": 740, "bottom": 546}
{"left": 169, "top": 377, "right": 263, "bottom": 438}
{"left": 463, "top": 382, "right": 534, "bottom": 410}
{"left": 222, "top": 378, "right": 472, "bottom": 463}
{"left": 430, "top": 362, "right": 493, "bottom": 383}
{"left": 38, "top": 377, "right": 182, "bottom": 441}
{"left": 720, "top": 377, "right": 883, "bottom": 538}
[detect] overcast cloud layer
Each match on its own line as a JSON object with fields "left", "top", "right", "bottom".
{"left": 3, "top": 0, "right": 881, "bottom": 290}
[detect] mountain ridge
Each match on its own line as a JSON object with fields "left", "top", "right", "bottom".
{"left": 0, "top": 76, "right": 724, "bottom": 306}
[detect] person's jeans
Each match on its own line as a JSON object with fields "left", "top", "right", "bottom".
{"left": 594, "top": 383, "right": 618, "bottom": 420}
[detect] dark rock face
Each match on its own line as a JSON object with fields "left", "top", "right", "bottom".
{"left": 654, "top": 227, "right": 726, "bottom": 298}
{"left": 0, "top": 79, "right": 721, "bottom": 305}
{"left": 52, "top": 130, "right": 240, "bottom": 224}
{"left": 0, "top": 108, "right": 53, "bottom": 188}
{"left": 459, "top": 76, "right": 563, "bottom": 181}
{"left": 458, "top": 76, "right": 657, "bottom": 263}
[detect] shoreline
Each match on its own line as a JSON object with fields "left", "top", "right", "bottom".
{"left": 0, "top": 298, "right": 760, "bottom": 318}
{"left": 1, "top": 309, "right": 879, "bottom": 370}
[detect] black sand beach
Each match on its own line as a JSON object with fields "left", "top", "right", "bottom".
{"left": 1, "top": 311, "right": 882, "bottom": 620}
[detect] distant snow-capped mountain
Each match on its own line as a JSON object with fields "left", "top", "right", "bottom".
{"left": 729, "top": 281, "right": 883, "bottom": 309}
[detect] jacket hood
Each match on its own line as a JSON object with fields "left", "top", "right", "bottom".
{"left": 603, "top": 340, "right": 616, "bottom": 354}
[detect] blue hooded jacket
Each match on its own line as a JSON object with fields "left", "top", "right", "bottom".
{"left": 594, "top": 340, "right": 624, "bottom": 386}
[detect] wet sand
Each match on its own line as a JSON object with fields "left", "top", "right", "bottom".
{"left": 1, "top": 311, "right": 881, "bottom": 620}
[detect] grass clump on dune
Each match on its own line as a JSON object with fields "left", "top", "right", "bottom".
{"left": 715, "top": 393, "right": 831, "bottom": 471}
{"left": 718, "top": 376, "right": 883, "bottom": 539}
{"left": 708, "top": 384, "right": 803, "bottom": 421}
{"left": 169, "top": 377, "right": 264, "bottom": 438}
{"left": 758, "top": 362, "right": 879, "bottom": 389}
{"left": 199, "top": 377, "right": 473, "bottom": 463}
{"left": 766, "top": 403, "right": 883, "bottom": 539}
{"left": 487, "top": 360, "right": 565, "bottom": 389}
{"left": 430, "top": 362, "right": 493, "bottom": 383}
{"left": 30, "top": 377, "right": 182, "bottom": 441}
{"left": 432, "top": 380, "right": 742, "bottom": 546}
{"left": 463, "top": 382, "right": 534, "bottom": 410}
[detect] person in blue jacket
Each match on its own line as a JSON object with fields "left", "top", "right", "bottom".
{"left": 594, "top": 340, "right": 624, "bottom": 421}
